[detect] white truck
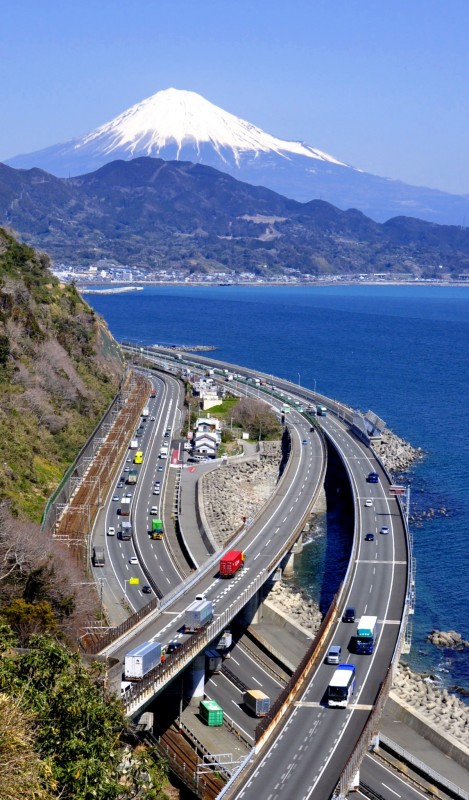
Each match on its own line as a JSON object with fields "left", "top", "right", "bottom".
{"left": 159, "top": 446, "right": 168, "bottom": 459}
{"left": 184, "top": 599, "right": 213, "bottom": 632}
{"left": 120, "top": 497, "right": 131, "bottom": 517}
{"left": 130, "top": 439, "right": 139, "bottom": 449}
{"left": 142, "top": 407, "right": 150, "bottom": 417}
{"left": 124, "top": 641, "right": 162, "bottom": 680}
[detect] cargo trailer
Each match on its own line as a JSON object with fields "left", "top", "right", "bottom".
{"left": 184, "top": 599, "right": 213, "bottom": 632}
{"left": 243, "top": 689, "right": 271, "bottom": 717}
{"left": 219, "top": 549, "right": 244, "bottom": 577}
{"left": 124, "top": 641, "right": 162, "bottom": 680}
{"left": 205, "top": 649, "right": 222, "bottom": 673}
{"left": 199, "top": 699, "right": 223, "bottom": 726}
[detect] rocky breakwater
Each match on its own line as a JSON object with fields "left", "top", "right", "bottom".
{"left": 428, "top": 630, "right": 469, "bottom": 650}
{"left": 391, "top": 663, "right": 469, "bottom": 749}
{"left": 266, "top": 581, "right": 322, "bottom": 634}
{"left": 201, "top": 441, "right": 282, "bottom": 548}
{"left": 374, "top": 428, "right": 422, "bottom": 473}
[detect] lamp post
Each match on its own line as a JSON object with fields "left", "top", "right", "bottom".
{"left": 298, "top": 373, "right": 301, "bottom": 387}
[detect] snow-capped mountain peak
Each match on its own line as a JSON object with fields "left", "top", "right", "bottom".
{"left": 10, "top": 87, "right": 465, "bottom": 225}
{"left": 78, "top": 87, "right": 346, "bottom": 167}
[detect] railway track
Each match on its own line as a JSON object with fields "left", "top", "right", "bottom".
{"left": 151, "top": 723, "right": 226, "bottom": 800}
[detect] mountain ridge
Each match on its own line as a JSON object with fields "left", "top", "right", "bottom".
{"left": 5, "top": 87, "right": 469, "bottom": 226}
{"left": 1, "top": 156, "right": 469, "bottom": 279}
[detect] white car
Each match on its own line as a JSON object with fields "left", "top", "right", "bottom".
{"left": 150, "top": 506, "right": 159, "bottom": 515}
{"left": 107, "top": 526, "right": 116, "bottom": 536}
{"left": 364, "top": 499, "right": 373, "bottom": 507}
{"left": 129, "top": 556, "right": 138, "bottom": 565}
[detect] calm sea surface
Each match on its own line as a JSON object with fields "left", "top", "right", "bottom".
{"left": 86, "top": 284, "right": 469, "bottom": 695}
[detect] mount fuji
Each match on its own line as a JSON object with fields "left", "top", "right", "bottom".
{"left": 5, "top": 88, "right": 469, "bottom": 225}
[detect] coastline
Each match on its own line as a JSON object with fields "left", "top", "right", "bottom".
{"left": 73, "top": 278, "right": 469, "bottom": 289}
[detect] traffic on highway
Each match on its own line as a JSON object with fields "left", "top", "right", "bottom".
{"left": 90, "top": 349, "right": 410, "bottom": 798}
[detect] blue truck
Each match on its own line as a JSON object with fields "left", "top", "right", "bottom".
{"left": 355, "top": 616, "right": 378, "bottom": 654}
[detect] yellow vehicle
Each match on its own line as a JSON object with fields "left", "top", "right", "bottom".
{"left": 134, "top": 450, "right": 143, "bottom": 464}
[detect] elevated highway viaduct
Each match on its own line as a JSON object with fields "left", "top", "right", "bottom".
{"left": 97, "top": 350, "right": 411, "bottom": 798}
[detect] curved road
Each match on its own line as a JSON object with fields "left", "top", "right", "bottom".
{"left": 96, "top": 351, "right": 409, "bottom": 798}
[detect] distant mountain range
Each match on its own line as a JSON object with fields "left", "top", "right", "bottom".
{"left": 5, "top": 88, "right": 469, "bottom": 226}
{"left": 1, "top": 157, "right": 469, "bottom": 278}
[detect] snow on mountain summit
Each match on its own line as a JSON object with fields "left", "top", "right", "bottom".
{"left": 79, "top": 87, "right": 346, "bottom": 166}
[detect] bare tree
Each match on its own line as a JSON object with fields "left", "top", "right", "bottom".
{"left": 232, "top": 397, "right": 282, "bottom": 440}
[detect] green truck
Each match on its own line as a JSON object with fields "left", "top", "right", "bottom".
{"left": 150, "top": 518, "right": 163, "bottom": 540}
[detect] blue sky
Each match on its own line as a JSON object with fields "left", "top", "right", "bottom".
{"left": 1, "top": 0, "right": 468, "bottom": 194}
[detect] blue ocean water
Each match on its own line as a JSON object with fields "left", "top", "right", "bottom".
{"left": 86, "top": 284, "right": 469, "bottom": 694}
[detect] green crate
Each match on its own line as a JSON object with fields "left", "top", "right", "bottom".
{"left": 199, "top": 699, "right": 223, "bottom": 726}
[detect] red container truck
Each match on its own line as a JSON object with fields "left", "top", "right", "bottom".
{"left": 219, "top": 550, "right": 245, "bottom": 577}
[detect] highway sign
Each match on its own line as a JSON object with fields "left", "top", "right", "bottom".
{"left": 389, "top": 485, "right": 406, "bottom": 496}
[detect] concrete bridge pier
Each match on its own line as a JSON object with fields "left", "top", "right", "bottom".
{"left": 186, "top": 653, "right": 206, "bottom": 706}
{"left": 281, "top": 530, "right": 306, "bottom": 576}
{"left": 241, "top": 588, "right": 264, "bottom": 625}
{"left": 293, "top": 529, "right": 305, "bottom": 555}
{"left": 282, "top": 550, "right": 295, "bottom": 576}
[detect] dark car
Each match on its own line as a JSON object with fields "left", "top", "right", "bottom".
{"left": 365, "top": 533, "right": 375, "bottom": 541}
{"left": 367, "top": 472, "right": 379, "bottom": 483}
{"left": 343, "top": 607, "right": 356, "bottom": 623}
{"left": 142, "top": 585, "right": 152, "bottom": 594}
{"left": 166, "top": 641, "right": 182, "bottom": 654}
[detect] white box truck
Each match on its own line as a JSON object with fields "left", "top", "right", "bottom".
{"left": 124, "top": 641, "right": 162, "bottom": 680}
{"left": 184, "top": 599, "right": 213, "bottom": 632}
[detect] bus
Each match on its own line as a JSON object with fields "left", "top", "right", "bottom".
{"left": 327, "top": 664, "right": 356, "bottom": 708}
{"left": 150, "top": 519, "right": 163, "bottom": 540}
{"left": 134, "top": 451, "right": 143, "bottom": 464}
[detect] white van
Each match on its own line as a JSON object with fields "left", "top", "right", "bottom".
{"left": 326, "top": 645, "right": 342, "bottom": 665}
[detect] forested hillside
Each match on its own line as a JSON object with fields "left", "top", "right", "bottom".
{"left": 2, "top": 158, "right": 469, "bottom": 278}
{"left": 0, "top": 227, "right": 123, "bottom": 519}
{"left": 0, "top": 232, "right": 170, "bottom": 799}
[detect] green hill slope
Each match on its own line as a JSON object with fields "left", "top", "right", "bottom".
{"left": 0, "top": 227, "right": 123, "bottom": 519}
